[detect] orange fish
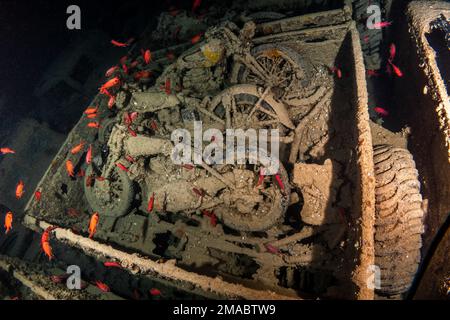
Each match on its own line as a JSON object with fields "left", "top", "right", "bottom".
{"left": 147, "top": 192, "right": 155, "bottom": 213}
{"left": 134, "top": 70, "right": 152, "bottom": 81}
{"left": 84, "top": 106, "right": 98, "bottom": 115}
{"left": 87, "top": 122, "right": 101, "bottom": 129}
{"left": 42, "top": 241, "right": 54, "bottom": 260}
{"left": 88, "top": 212, "right": 99, "bottom": 239}
{"left": 86, "top": 145, "right": 93, "bottom": 165}
{"left": 191, "top": 33, "right": 203, "bottom": 44}
{"left": 70, "top": 141, "right": 85, "bottom": 155}
{"left": 111, "top": 39, "right": 128, "bottom": 47}
{"left": 105, "top": 65, "right": 119, "bottom": 77}
{"left": 388, "top": 61, "right": 403, "bottom": 77}
{"left": 104, "top": 261, "right": 122, "bottom": 268}
{"left": 144, "top": 49, "right": 151, "bottom": 64}
{"left": 116, "top": 163, "right": 129, "bottom": 172}
{"left": 15, "top": 180, "right": 24, "bottom": 199}
{"left": 87, "top": 113, "right": 98, "bottom": 119}
{"left": 34, "top": 190, "right": 42, "bottom": 202}
{"left": 4, "top": 211, "right": 13, "bottom": 234}
{"left": 99, "top": 77, "right": 120, "bottom": 92}
{"left": 66, "top": 160, "right": 75, "bottom": 177}
{"left": 95, "top": 281, "right": 110, "bottom": 292}
{"left": 41, "top": 226, "right": 57, "bottom": 260}
{"left": 0, "top": 147, "right": 15, "bottom": 155}
{"left": 372, "top": 21, "right": 392, "bottom": 29}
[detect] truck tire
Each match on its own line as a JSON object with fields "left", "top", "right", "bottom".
{"left": 373, "top": 145, "right": 425, "bottom": 297}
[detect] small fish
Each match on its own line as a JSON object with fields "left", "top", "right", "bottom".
{"left": 99, "top": 77, "right": 120, "bottom": 92}
{"left": 111, "top": 39, "right": 129, "bottom": 47}
{"left": 134, "top": 70, "right": 152, "bottom": 81}
{"left": 144, "top": 49, "right": 152, "bottom": 64}
{"left": 122, "top": 63, "right": 128, "bottom": 74}
{"left": 119, "top": 55, "right": 128, "bottom": 65}
{"left": 104, "top": 261, "right": 122, "bottom": 268}
{"left": 164, "top": 78, "right": 171, "bottom": 95}
{"left": 192, "top": 187, "right": 205, "bottom": 198}
{"left": 4, "top": 211, "right": 13, "bottom": 234}
{"left": 0, "top": 147, "right": 15, "bottom": 155}
{"left": 125, "top": 155, "right": 135, "bottom": 163}
{"left": 96, "top": 176, "right": 107, "bottom": 182}
{"left": 108, "top": 95, "right": 116, "bottom": 109}
{"left": 87, "top": 122, "right": 101, "bottom": 129}
{"left": 84, "top": 106, "right": 98, "bottom": 115}
{"left": 147, "top": 192, "right": 155, "bottom": 213}
{"left": 192, "top": 0, "right": 201, "bottom": 12}
{"left": 88, "top": 212, "right": 99, "bottom": 239}
{"left": 274, "top": 174, "right": 285, "bottom": 191}
{"left": 86, "top": 145, "right": 93, "bottom": 165}
{"left": 86, "top": 175, "right": 95, "bottom": 188}
{"left": 182, "top": 164, "right": 194, "bottom": 170}
{"left": 202, "top": 210, "right": 217, "bottom": 227}
{"left": 372, "top": 21, "right": 392, "bottom": 29}
{"left": 95, "top": 281, "right": 110, "bottom": 292}
{"left": 105, "top": 66, "right": 119, "bottom": 77}
{"left": 42, "top": 241, "right": 54, "bottom": 260}
{"left": 367, "top": 69, "right": 380, "bottom": 77}
{"left": 87, "top": 113, "right": 98, "bottom": 119}
{"left": 50, "top": 274, "right": 69, "bottom": 284}
{"left": 70, "top": 141, "right": 85, "bottom": 155}
{"left": 256, "top": 169, "right": 264, "bottom": 187}
{"left": 34, "top": 191, "right": 42, "bottom": 202}
{"left": 389, "top": 43, "right": 396, "bottom": 62}
{"left": 66, "top": 160, "right": 75, "bottom": 177}
{"left": 191, "top": 32, "right": 203, "bottom": 44}
{"left": 264, "top": 243, "right": 280, "bottom": 255}
{"left": 331, "top": 66, "right": 342, "bottom": 78}
{"left": 374, "top": 106, "right": 389, "bottom": 117}
{"left": 127, "top": 126, "right": 137, "bottom": 137}
{"left": 130, "top": 60, "right": 139, "bottom": 69}
{"left": 150, "top": 120, "right": 158, "bottom": 131}
{"left": 149, "top": 288, "right": 161, "bottom": 296}
{"left": 388, "top": 61, "right": 403, "bottom": 77}
{"left": 116, "top": 163, "right": 129, "bottom": 172}
{"left": 15, "top": 180, "right": 25, "bottom": 199}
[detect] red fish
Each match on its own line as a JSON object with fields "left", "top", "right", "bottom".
{"left": 130, "top": 60, "right": 139, "bottom": 69}
{"left": 275, "top": 174, "right": 285, "bottom": 191}
{"left": 125, "top": 155, "right": 135, "bottom": 163}
{"left": 108, "top": 95, "right": 116, "bottom": 109}
{"left": 77, "top": 169, "right": 86, "bottom": 177}
{"left": 150, "top": 120, "right": 158, "bottom": 131}
{"left": 87, "top": 113, "right": 98, "bottom": 119}
{"left": 41, "top": 226, "right": 57, "bottom": 260}
{"left": 122, "top": 63, "right": 128, "bottom": 74}
{"left": 388, "top": 61, "right": 403, "bottom": 77}
{"left": 372, "top": 21, "right": 392, "bottom": 29}
{"left": 86, "top": 175, "right": 95, "bottom": 188}
{"left": 0, "top": 147, "right": 15, "bottom": 155}
{"left": 134, "top": 70, "right": 152, "bottom": 81}
{"left": 50, "top": 274, "right": 69, "bottom": 284}
{"left": 147, "top": 192, "right": 155, "bottom": 213}
{"left": 66, "top": 160, "right": 75, "bottom": 177}
{"left": 104, "top": 261, "right": 122, "bottom": 268}
{"left": 116, "top": 163, "right": 129, "bottom": 172}
{"left": 374, "top": 106, "right": 389, "bottom": 117}
{"left": 367, "top": 69, "right": 380, "bottom": 77}
{"left": 15, "top": 180, "right": 25, "bottom": 199}
{"left": 192, "top": 187, "right": 205, "bottom": 198}
{"left": 331, "top": 66, "right": 342, "bottom": 78}
{"left": 4, "top": 211, "right": 13, "bottom": 234}
{"left": 34, "top": 191, "right": 42, "bottom": 202}
{"left": 87, "top": 122, "right": 101, "bottom": 129}
{"left": 84, "top": 106, "right": 98, "bottom": 115}
{"left": 105, "top": 66, "right": 119, "bottom": 77}
{"left": 119, "top": 55, "right": 128, "bottom": 65}
{"left": 144, "top": 49, "right": 152, "bottom": 64}
{"left": 149, "top": 288, "right": 161, "bottom": 296}
{"left": 86, "top": 144, "right": 92, "bottom": 165}
{"left": 191, "top": 33, "right": 203, "bottom": 44}
{"left": 71, "top": 141, "right": 85, "bottom": 155}
{"left": 388, "top": 43, "right": 396, "bottom": 62}
{"left": 192, "top": 0, "right": 201, "bottom": 12}
{"left": 96, "top": 176, "right": 107, "bottom": 182}
{"left": 99, "top": 77, "right": 120, "bottom": 92}
{"left": 127, "top": 126, "right": 137, "bottom": 137}
{"left": 264, "top": 243, "right": 280, "bottom": 255}
{"left": 111, "top": 39, "right": 129, "bottom": 47}
{"left": 164, "top": 78, "right": 171, "bottom": 95}
{"left": 95, "top": 281, "right": 110, "bottom": 292}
